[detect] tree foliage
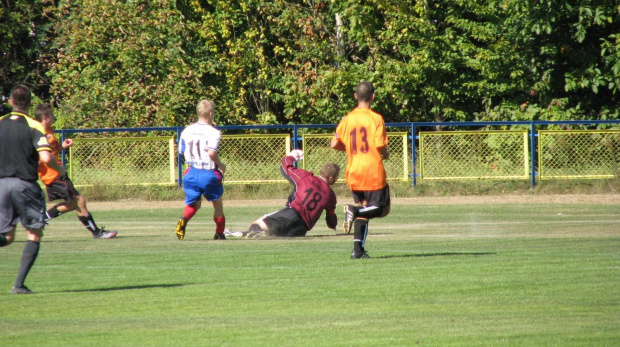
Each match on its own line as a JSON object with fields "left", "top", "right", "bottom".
{"left": 0, "top": 0, "right": 54, "bottom": 101}
{"left": 45, "top": 0, "right": 209, "bottom": 128}
{"left": 495, "top": 0, "right": 620, "bottom": 121}
{"left": 1, "top": 0, "right": 618, "bottom": 127}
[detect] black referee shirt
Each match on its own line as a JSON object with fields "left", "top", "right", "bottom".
{"left": 0, "top": 111, "right": 51, "bottom": 181}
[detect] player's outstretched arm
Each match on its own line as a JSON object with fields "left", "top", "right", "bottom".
{"left": 326, "top": 210, "right": 337, "bottom": 230}
{"left": 379, "top": 146, "right": 389, "bottom": 160}
{"left": 208, "top": 149, "right": 226, "bottom": 174}
{"left": 61, "top": 138, "right": 74, "bottom": 149}
{"left": 330, "top": 139, "right": 345, "bottom": 152}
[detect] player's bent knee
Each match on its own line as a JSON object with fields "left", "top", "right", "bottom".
{"left": 0, "top": 233, "right": 13, "bottom": 246}
{"left": 379, "top": 205, "right": 391, "bottom": 218}
{"left": 26, "top": 230, "right": 43, "bottom": 242}
{"left": 66, "top": 199, "right": 79, "bottom": 211}
{"left": 358, "top": 205, "right": 384, "bottom": 219}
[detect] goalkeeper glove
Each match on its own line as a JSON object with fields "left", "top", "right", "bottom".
{"left": 288, "top": 149, "right": 304, "bottom": 161}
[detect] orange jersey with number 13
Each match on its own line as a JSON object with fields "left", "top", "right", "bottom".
{"left": 334, "top": 107, "right": 388, "bottom": 191}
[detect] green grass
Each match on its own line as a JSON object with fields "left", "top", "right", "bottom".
{"left": 1, "top": 201, "right": 619, "bottom": 346}
{"left": 75, "top": 177, "right": 620, "bottom": 201}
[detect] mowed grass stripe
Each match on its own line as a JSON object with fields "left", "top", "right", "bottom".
{"left": 1, "top": 200, "right": 618, "bottom": 346}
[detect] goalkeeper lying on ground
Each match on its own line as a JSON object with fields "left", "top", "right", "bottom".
{"left": 226, "top": 150, "right": 340, "bottom": 238}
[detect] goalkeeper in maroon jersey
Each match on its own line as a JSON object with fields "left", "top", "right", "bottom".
{"left": 227, "top": 150, "right": 340, "bottom": 238}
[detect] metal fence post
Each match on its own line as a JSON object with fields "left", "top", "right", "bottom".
{"left": 293, "top": 125, "right": 299, "bottom": 150}
{"left": 411, "top": 123, "right": 416, "bottom": 187}
{"left": 530, "top": 121, "right": 536, "bottom": 188}
{"left": 60, "top": 130, "right": 67, "bottom": 166}
{"left": 176, "top": 126, "right": 183, "bottom": 188}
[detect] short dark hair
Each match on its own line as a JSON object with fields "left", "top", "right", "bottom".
{"left": 34, "top": 103, "right": 53, "bottom": 122}
{"left": 355, "top": 81, "right": 375, "bottom": 102}
{"left": 320, "top": 163, "right": 340, "bottom": 179}
{"left": 10, "top": 85, "right": 31, "bottom": 110}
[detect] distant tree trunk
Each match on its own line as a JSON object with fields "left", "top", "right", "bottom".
{"left": 335, "top": 13, "right": 345, "bottom": 58}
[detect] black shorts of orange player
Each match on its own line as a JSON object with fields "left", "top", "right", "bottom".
{"left": 351, "top": 184, "right": 391, "bottom": 218}
{"left": 45, "top": 176, "right": 80, "bottom": 202}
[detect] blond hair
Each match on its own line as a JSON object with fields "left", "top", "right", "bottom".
{"left": 196, "top": 100, "right": 215, "bottom": 119}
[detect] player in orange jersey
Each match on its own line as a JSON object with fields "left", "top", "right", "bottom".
{"left": 331, "top": 81, "right": 391, "bottom": 259}
{"left": 34, "top": 104, "right": 117, "bottom": 239}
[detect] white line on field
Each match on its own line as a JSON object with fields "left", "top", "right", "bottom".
{"left": 43, "top": 219, "right": 620, "bottom": 228}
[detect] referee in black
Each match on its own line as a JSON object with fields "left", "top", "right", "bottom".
{"left": 0, "top": 85, "right": 66, "bottom": 294}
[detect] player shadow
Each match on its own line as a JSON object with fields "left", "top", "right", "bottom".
{"left": 309, "top": 233, "right": 392, "bottom": 238}
{"left": 55, "top": 283, "right": 193, "bottom": 293}
{"left": 376, "top": 252, "right": 496, "bottom": 259}
{"left": 33, "top": 239, "right": 120, "bottom": 243}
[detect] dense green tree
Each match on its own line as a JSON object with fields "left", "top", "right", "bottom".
{"left": 184, "top": 0, "right": 355, "bottom": 125}
{"left": 486, "top": 0, "right": 619, "bottom": 121}
{"left": 2, "top": 0, "right": 618, "bottom": 126}
{"left": 330, "top": 0, "right": 619, "bottom": 122}
{"left": 46, "top": 0, "right": 211, "bottom": 128}
{"left": 0, "top": 0, "right": 54, "bottom": 104}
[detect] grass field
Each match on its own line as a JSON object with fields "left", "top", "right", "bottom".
{"left": 1, "top": 196, "right": 619, "bottom": 346}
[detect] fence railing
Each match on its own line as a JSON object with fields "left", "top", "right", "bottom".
{"left": 538, "top": 129, "right": 620, "bottom": 179}
{"left": 301, "top": 133, "right": 410, "bottom": 183}
{"left": 418, "top": 130, "right": 529, "bottom": 180}
{"left": 57, "top": 121, "right": 620, "bottom": 188}
{"left": 70, "top": 136, "right": 177, "bottom": 186}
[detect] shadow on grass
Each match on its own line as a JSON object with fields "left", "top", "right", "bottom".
{"left": 376, "top": 252, "right": 495, "bottom": 259}
{"left": 309, "top": 233, "right": 392, "bottom": 238}
{"left": 12, "top": 239, "right": 99, "bottom": 244}
{"left": 57, "top": 283, "right": 194, "bottom": 293}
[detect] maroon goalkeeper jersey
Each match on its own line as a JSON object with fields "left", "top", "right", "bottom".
{"left": 281, "top": 155, "right": 337, "bottom": 230}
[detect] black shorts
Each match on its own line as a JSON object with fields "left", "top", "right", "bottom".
{"left": 0, "top": 177, "right": 46, "bottom": 233}
{"left": 352, "top": 184, "right": 391, "bottom": 208}
{"left": 263, "top": 207, "right": 309, "bottom": 237}
{"left": 46, "top": 176, "right": 80, "bottom": 202}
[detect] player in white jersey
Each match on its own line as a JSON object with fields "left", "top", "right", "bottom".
{"left": 175, "top": 100, "right": 227, "bottom": 240}
{"left": 180, "top": 123, "right": 221, "bottom": 170}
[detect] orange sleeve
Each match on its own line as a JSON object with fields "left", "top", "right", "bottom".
{"left": 334, "top": 116, "right": 347, "bottom": 145}
{"left": 375, "top": 116, "right": 388, "bottom": 148}
{"left": 38, "top": 130, "right": 62, "bottom": 185}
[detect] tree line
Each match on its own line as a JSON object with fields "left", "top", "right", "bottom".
{"left": 1, "top": 0, "right": 618, "bottom": 129}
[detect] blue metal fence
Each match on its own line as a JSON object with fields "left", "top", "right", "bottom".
{"left": 58, "top": 120, "right": 620, "bottom": 188}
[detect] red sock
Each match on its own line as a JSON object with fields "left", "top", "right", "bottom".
{"left": 183, "top": 205, "right": 197, "bottom": 221}
{"left": 214, "top": 216, "right": 225, "bottom": 235}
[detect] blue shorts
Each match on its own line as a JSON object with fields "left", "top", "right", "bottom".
{"left": 183, "top": 167, "right": 224, "bottom": 205}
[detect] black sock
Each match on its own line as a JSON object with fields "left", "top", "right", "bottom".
{"left": 14, "top": 240, "right": 40, "bottom": 288}
{"left": 78, "top": 214, "right": 99, "bottom": 234}
{"left": 46, "top": 205, "right": 62, "bottom": 221}
{"left": 0, "top": 234, "right": 7, "bottom": 247}
{"left": 353, "top": 219, "right": 369, "bottom": 252}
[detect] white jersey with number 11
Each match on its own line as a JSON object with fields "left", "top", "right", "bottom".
{"left": 179, "top": 122, "right": 221, "bottom": 170}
